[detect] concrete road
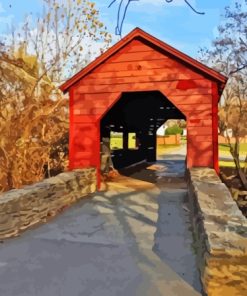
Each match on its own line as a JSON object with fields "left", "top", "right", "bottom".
{"left": 0, "top": 154, "right": 202, "bottom": 296}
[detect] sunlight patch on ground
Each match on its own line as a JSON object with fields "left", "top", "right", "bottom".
{"left": 101, "top": 175, "right": 158, "bottom": 192}
{"left": 146, "top": 164, "right": 167, "bottom": 172}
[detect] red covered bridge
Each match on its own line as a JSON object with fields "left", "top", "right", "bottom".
{"left": 60, "top": 28, "right": 227, "bottom": 188}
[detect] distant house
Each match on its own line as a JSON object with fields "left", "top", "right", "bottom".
{"left": 157, "top": 124, "right": 167, "bottom": 136}
{"left": 182, "top": 129, "right": 187, "bottom": 136}
{"left": 223, "top": 129, "right": 233, "bottom": 138}
{"left": 157, "top": 121, "right": 187, "bottom": 137}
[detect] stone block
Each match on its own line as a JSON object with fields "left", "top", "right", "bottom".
{"left": 188, "top": 168, "right": 247, "bottom": 296}
{"left": 0, "top": 167, "right": 97, "bottom": 240}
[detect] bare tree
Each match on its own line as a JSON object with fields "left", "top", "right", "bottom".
{"left": 6, "top": 0, "right": 112, "bottom": 83}
{"left": 199, "top": 0, "right": 247, "bottom": 189}
{"left": 0, "top": 0, "right": 111, "bottom": 192}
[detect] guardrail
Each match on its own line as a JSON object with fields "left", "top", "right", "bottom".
{"left": 0, "top": 168, "right": 96, "bottom": 240}
{"left": 187, "top": 168, "right": 247, "bottom": 296}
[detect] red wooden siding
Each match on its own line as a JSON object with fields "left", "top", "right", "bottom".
{"left": 72, "top": 38, "right": 214, "bottom": 170}
{"left": 61, "top": 28, "right": 227, "bottom": 188}
{"left": 212, "top": 82, "right": 220, "bottom": 173}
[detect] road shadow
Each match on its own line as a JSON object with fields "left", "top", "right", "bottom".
{"left": 153, "top": 190, "right": 202, "bottom": 293}
{"left": 118, "top": 159, "right": 186, "bottom": 187}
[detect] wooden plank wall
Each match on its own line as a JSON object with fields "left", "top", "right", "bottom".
{"left": 70, "top": 38, "right": 216, "bottom": 173}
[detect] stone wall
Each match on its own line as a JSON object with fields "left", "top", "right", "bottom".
{"left": 0, "top": 168, "right": 96, "bottom": 240}
{"left": 188, "top": 168, "right": 247, "bottom": 296}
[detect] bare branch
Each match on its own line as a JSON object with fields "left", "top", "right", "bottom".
{"left": 109, "top": 0, "right": 205, "bottom": 37}
{"left": 229, "top": 63, "right": 247, "bottom": 75}
{"left": 108, "top": 0, "right": 117, "bottom": 8}
{"left": 183, "top": 0, "right": 205, "bottom": 15}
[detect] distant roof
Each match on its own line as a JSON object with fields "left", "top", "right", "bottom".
{"left": 60, "top": 27, "right": 228, "bottom": 93}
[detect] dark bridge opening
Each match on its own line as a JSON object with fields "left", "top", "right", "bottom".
{"left": 100, "top": 91, "right": 185, "bottom": 171}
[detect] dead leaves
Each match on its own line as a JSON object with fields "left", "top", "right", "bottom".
{"left": 0, "top": 55, "right": 69, "bottom": 192}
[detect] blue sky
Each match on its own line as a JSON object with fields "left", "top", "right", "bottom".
{"left": 0, "top": 0, "right": 233, "bottom": 58}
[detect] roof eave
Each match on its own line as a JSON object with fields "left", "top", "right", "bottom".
{"left": 60, "top": 27, "right": 228, "bottom": 93}
{"left": 60, "top": 29, "right": 141, "bottom": 93}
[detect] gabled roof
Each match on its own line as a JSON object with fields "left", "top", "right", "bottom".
{"left": 60, "top": 27, "right": 227, "bottom": 93}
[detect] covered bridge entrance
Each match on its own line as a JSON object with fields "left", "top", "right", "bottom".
{"left": 60, "top": 28, "right": 227, "bottom": 188}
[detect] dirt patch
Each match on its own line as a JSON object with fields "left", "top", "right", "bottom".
{"left": 220, "top": 167, "right": 247, "bottom": 218}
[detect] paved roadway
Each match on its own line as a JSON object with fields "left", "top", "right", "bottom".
{"left": 0, "top": 149, "right": 202, "bottom": 296}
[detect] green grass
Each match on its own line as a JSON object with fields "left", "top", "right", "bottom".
{"left": 219, "top": 144, "right": 231, "bottom": 152}
{"left": 219, "top": 144, "right": 246, "bottom": 165}
{"left": 157, "top": 144, "right": 181, "bottom": 148}
{"left": 157, "top": 144, "right": 183, "bottom": 155}
{"left": 110, "top": 135, "right": 136, "bottom": 150}
{"left": 219, "top": 143, "right": 247, "bottom": 154}
{"left": 110, "top": 137, "right": 123, "bottom": 149}
{"left": 110, "top": 136, "right": 247, "bottom": 167}
{"left": 219, "top": 144, "right": 246, "bottom": 167}
{"left": 219, "top": 160, "right": 246, "bottom": 168}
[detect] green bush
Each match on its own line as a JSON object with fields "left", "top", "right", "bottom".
{"left": 165, "top": 125, "right": 183, "bottom": 135}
